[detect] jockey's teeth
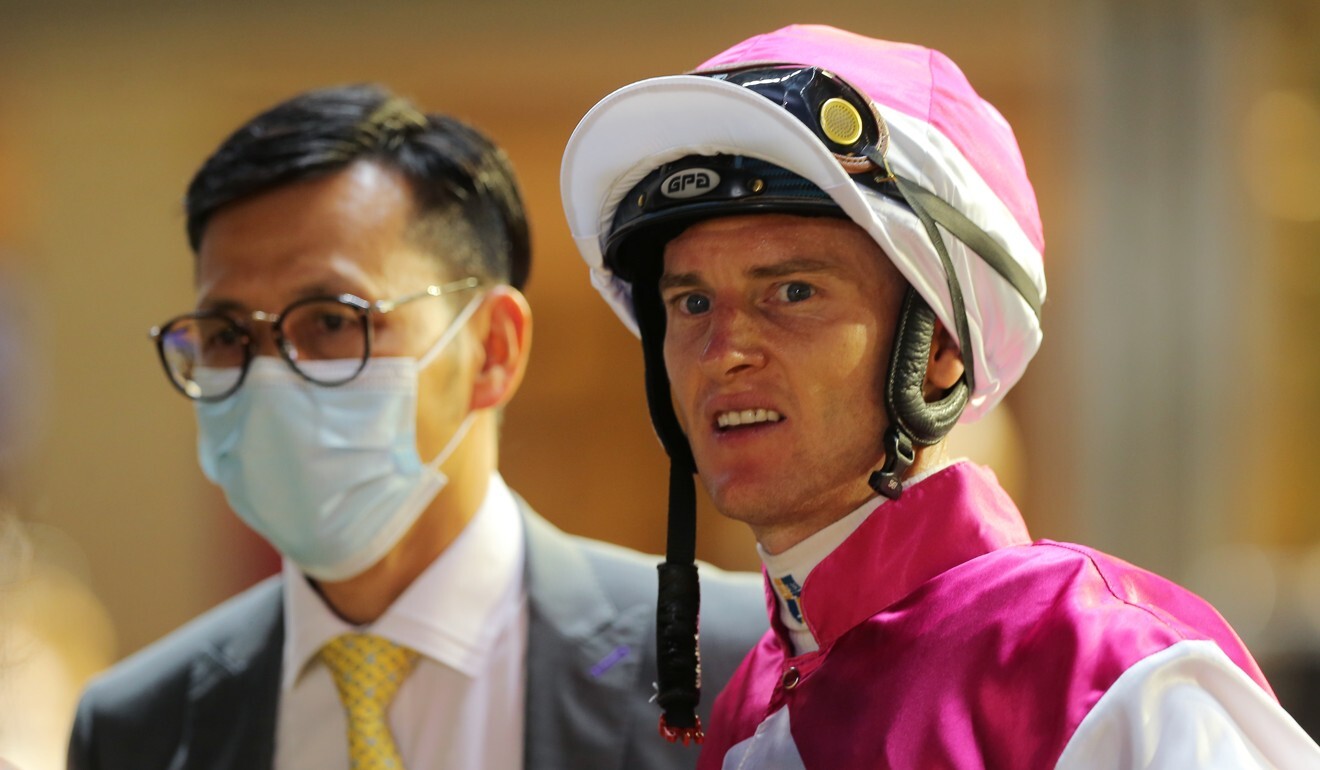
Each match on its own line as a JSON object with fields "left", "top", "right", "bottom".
{"left": 717, "top": 409, "right": 782, "bottom": 429}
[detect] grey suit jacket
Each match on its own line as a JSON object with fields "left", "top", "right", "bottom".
{"left": 68, "top": 505, "right": 766, "bottom": 769}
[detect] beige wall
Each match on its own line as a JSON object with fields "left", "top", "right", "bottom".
{"left": 1, "top": 0, "right": 1317, "bottom": 763}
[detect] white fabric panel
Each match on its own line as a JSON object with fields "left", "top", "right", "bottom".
{"left": 721, "top": 706, "right": 809, "bottom": 770}
{"left": 1055, "top": 639, "right": 1320, "bottom": 769}
{"left": 880, "top": 106, "right": 1046, "bottom": 299}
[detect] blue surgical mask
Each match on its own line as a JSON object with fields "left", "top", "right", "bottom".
{"left": 194, "top": 294, "right": 483, "bottom": 581}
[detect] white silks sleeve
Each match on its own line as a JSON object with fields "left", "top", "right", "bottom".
{"left": 1055, "top": 639, "right": 1320, "bottom": 769}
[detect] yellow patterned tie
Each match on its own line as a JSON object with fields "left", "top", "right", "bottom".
{"left": 320, "top": 633, "right": 419, "bottom": 770}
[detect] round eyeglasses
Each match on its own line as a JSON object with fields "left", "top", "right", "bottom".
{"left": 149, "top": 277, "right": 481, "bottom": 401}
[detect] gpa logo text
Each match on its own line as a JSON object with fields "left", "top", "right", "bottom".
{"left": 661, "top": 168, "right": 721, "bottom": 200}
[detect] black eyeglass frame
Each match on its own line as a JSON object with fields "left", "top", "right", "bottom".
{"left": 149, "top": 277, "right": 481, "bottom": 402}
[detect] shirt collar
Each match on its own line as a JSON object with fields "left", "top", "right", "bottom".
{"left": 786, "top": 460, "right": 1032, "bottom": 651}
{"left": 758, "top": 460, "right": 956, "bottom": 580}
{"left": 758, "top": 461, "right": 954, "bottom": 654}
{"left": 281, "top": 473, "right": 525, "bottom": 690}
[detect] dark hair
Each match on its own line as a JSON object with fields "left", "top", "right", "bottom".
{"left": 184, "top": 83, "right": 531, "bottom": 289}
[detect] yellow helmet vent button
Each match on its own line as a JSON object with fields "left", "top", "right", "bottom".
{"left": 820, "top": 98, "right": 863, "bottom": 145}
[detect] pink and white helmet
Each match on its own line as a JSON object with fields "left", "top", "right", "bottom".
{"left": 562, "top": 24, "right": 1046, "bottom": 421}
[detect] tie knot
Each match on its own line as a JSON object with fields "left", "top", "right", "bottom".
{"left": 321, "top": 633, "right": 418, "bottom": 711}
{"left": 320, "top": 633, "right": 418, "bottom": 769}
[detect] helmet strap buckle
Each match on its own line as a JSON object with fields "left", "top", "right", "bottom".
{"left": 869, "top": 426, "right": 915, "bottom": 500}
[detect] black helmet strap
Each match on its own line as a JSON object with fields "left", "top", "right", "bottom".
{"left": 630, "top": 255, "right": 705, "bottom": 745}
{"left": 868, "top": 287, "right": 970, "bottom": 498}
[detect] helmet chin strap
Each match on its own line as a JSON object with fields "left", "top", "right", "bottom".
{"left": 868, "top": 288, "right": 970, "bottom": 499}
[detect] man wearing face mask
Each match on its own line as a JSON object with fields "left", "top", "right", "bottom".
{"left": 67, "top": 85, "right": 765, "bottom": 770}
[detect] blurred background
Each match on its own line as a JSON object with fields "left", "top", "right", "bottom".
{"left": 1, "top": 0, "right": 1317, "bottom": 766}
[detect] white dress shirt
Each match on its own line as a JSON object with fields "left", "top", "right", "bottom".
{"left": 274, "top": 473, "right": 528, "bottom": 770}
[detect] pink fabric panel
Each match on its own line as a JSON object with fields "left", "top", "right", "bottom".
{"left": 1047, "top": 541, "right": 1274, "bottom": 699}
{"left": 801, "top": 462, "right": 1030, "bottom": 647}
{"left": 697, "top": 24, "right": 1046, "bottom": 255}
{"left": 787, "top": 545, "right": 1229, "bottom": 767}
{"left": 698, "top": 635, "right": 790, "bottom": 769}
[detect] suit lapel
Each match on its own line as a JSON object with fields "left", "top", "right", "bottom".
{"left": 172, "top": 578, "right": 284, "bottom": 770}
{"left": 521, "top": 507, "right": 651, "bottom": 770}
